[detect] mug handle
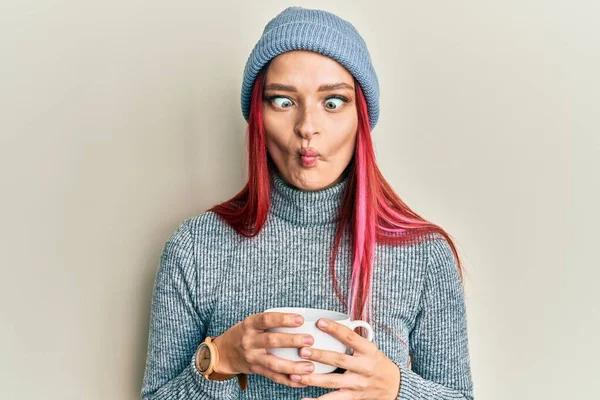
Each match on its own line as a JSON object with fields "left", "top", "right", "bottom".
{"left": 346, "top": 320, "right": 374, "bottom": 355}
{"left": 349, "top": 320, "right": 373, "bottom": 342}
{"left": 346, "top": 320, "right": 373, "bottom": 355}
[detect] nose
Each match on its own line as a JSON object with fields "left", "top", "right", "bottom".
{"left": 294, "top": 103, "right": 319, "bottom": 140}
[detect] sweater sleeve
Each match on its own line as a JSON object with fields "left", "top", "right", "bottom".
{"left": 140, "top": 219, "right": 240, "bottom": 400}
{"left": 395, "top": 236, "right": 474, "bottom": 400}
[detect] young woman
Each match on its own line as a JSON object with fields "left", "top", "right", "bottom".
{"left": 141, "top": 6, "right": 474, "bottom": 400}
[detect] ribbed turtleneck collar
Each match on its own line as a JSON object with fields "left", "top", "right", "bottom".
{"left": 269, "top": 169, "right": 349, "bottom": 226}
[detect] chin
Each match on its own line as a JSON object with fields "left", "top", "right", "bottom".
{"left": 297, "top": 175, "right": 334, "bottom": 191}
{"left": 278, "top": 164, "right": 337, "bottom": 191}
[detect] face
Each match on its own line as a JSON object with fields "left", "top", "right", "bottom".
{"left": 262, "top": 50, "right": 358, "bottom": 191}
{"left": 196, "top": 344, "right": 211, "bottom": 372}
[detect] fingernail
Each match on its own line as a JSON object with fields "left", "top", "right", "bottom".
{"left": 300, "top": 348, "right": 311, "bottom": 358}
{"left": 303, "top": 336, "right": 313, "bottom": 345}
{"left": 303, "top": 364, "right": 314, "bottom": 373}
{"left": 291, "top": 374, "right": 301, "bottom": 381}
{"left": 318, "top": 319, "right": 328, "bottom": 328}
{"left": 294, "top": 316, "right": 303, "bottom": 325}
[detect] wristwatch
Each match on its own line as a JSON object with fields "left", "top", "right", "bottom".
{"left": 195, "top": 336, "right": 248, "bottom": 391}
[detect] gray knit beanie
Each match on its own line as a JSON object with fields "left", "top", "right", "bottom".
{"left": 240, "top": 6, "right": 380, "bottom": 130}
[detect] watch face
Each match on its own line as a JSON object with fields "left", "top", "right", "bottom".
{"left": 197, "top": 344, "right": 211, "bottom": 372}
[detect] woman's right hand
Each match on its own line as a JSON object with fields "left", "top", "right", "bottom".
{"left": 212, "top": 312, "right": 315, "bottom": 388}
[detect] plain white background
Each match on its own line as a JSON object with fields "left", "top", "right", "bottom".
{"left": 1, "top": 1, "right": 598, "bottom": 399}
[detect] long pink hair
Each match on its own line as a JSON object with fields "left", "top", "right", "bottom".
{"left": 209, "top": 66, "right": 464, "bottom": 352}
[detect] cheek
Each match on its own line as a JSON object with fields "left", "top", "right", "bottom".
{"left": 323, "top": 132, "right": 356, "bottom": 168}
{"left": 331, "top": 107, "right": 358, "bottom": 134}
{"left": 263, "top": 111, "right": 291, "bottom": 143}
{"left": 341, "top": 134, "right": 357, "bottom": 160}
{"left": 262, "top": 104, "right": 292, "bottom": 128}
{"left": 263, "top": 125, "right": 291, "bottom": 162}
{"left": 342, "top": 112, "right": 359, "bottom": 134}
{"left": 333, "top": 118, "right": 358, "bottom": 153}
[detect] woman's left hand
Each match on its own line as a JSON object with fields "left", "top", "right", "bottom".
{"left": 290, "top": 318, "right": 401, "bottom": 400}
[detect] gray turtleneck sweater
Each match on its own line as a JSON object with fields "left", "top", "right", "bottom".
{"left": 141, "top": 170, "right": 474, "bottom": 400}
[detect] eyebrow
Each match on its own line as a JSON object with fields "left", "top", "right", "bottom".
{"left": 263, "top": 82, "right": 355, "bottom": 92}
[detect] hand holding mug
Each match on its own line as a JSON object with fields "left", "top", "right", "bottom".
{"left": 293, "top": 318, "right": 401, "bottom": 400}
{"left": 264, "top": 307, "right": 401, "bottom": 400}
{"left": 264, "top": 307, "right": 374, "bottom": 374}
{"left": 214, "top": 311, "right": 317, "bottom": 388}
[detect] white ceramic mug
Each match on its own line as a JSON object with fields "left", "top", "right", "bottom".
{"left": 263, "top": 307, "right": 374, "bottom": 374}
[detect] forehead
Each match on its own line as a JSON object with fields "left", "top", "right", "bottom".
{"left": 265, "top": 50, "right": 354, "bottom": 87}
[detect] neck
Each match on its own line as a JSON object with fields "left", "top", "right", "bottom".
{"left": 269, "top": 169, "right": 349, "bottom": 226}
